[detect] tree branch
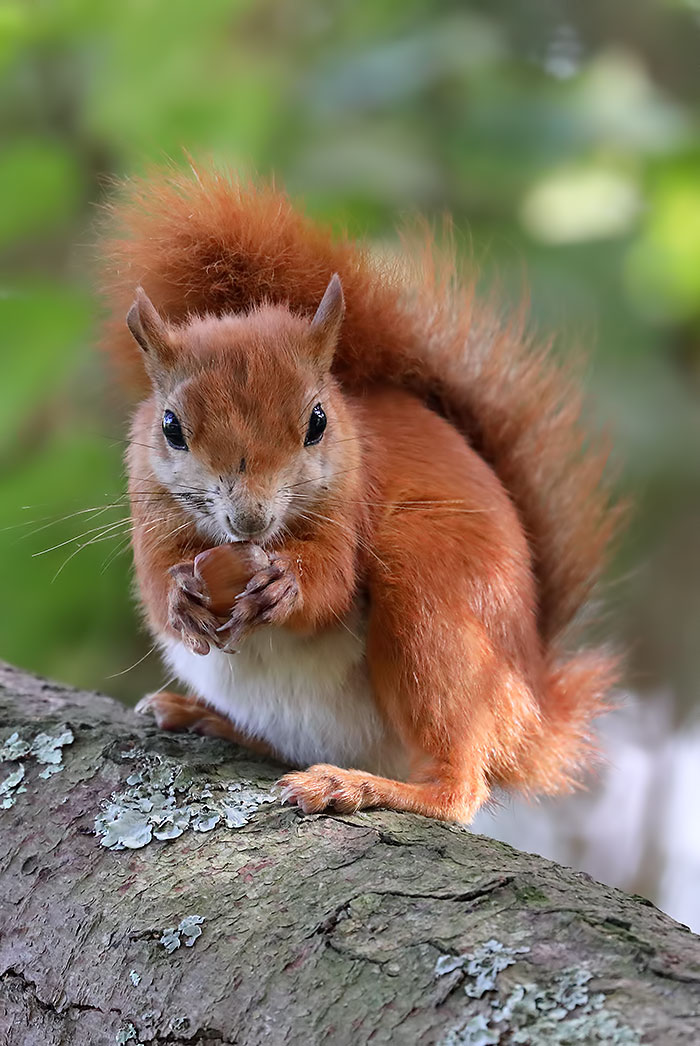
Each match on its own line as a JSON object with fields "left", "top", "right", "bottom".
{"left": 0, "top": 661, "right": 699, "bottom": 1045}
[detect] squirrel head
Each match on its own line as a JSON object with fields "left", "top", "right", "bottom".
{"left": 126, "top": 274, "right": 357, "bottom": 545}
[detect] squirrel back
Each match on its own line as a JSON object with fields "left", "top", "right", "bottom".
{"left": 100, "top": 164, "right": 621, "bottom": 667}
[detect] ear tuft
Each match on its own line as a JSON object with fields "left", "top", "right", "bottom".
{"left": 309, "top": 274, "right": 345, "bottom": 370}
{"left": 126, "top": 287, "right": 165, "bottom": 351}
{"left": 126, "top": 292, "right": 147, "bottom": 353}
{"left": 126, "top": 288, "right": 174, "bottom": 380}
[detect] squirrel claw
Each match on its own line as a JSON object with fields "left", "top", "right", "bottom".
{"left": 168, "top": 560, "right": 222, "bottom": 654}
{"left": 277, "top": 766, "right": 379, "bottom": 815}
{"left": 215, "top": 557, "right": 299, "bottom": 640}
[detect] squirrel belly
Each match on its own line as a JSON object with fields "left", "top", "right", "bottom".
{"left": 158, "top": 609, "right": 408, "bottom": 777}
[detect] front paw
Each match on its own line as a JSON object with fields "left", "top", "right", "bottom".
{"left": 217, "top": 555, "right": 300, "bottom": 646}
{"left": 168, "top": 562, "right": 221, "bottom": 655}
{"left": 194, "top": 543, "right": 269, "bottom": 617}
{"left": 278, "top": 765, "right": 379, "bottom": 814}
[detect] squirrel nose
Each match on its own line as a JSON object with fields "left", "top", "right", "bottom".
{"left": 226, "top": 507, "right": 273, "bottom": 538}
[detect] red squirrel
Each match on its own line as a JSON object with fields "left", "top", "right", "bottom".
{"left": 100, "top": 166, "right": 620, "bottom": 823}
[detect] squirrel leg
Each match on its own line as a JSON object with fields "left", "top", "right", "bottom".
{"left": 278, "top": 499, "right": 543, "bottom": 823}
{"left": 278, "top": 762, "right": 488, "bottom": 823}
{"left": 276, "top": 599, "right": 497, "bottom": 822}
{"left": 135, "top": 690, "right": 280, "bottom": 760}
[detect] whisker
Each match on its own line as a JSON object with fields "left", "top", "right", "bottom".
{"left": 287, "top": 491, "right": 490, "bottom": 514}
{"left": 5, "top": 501, "right": 124, "bottom": 538}
{"left": 284, "top": 465, "right": 364, "bottom": 491}
{"left": 103, "top": 436, "right": 162, "bottom": 453}
{"left": 100, "top": 512, "right": 186, "bottom": 571}
{"left": 34, "top": 517, "right": 133, "bottom": 557}
{"left": 330, "top": 435, "right": 364, "bottom": 447}
{"left": 6, "top": 494, "right": 189, "bottom": 545}
{"left": 50, "top": 525, "right": 135, "bottom": 582}
{"left": 129, "top": 472, "right": 214, "bottom": 494}
{"left": 50, "top": 510, "right": 190, "bottom": 582}
{"left": 100, "top": 535, "right": 134, "bottom": 573}
{"left": 17, "top": 504, "right": 135, "bottom": 545}
{"left": 328, "top": 605, "right": 361, "bottom": 643}
{"left": 292, "top": 506, "right": 388, "bottom": 571}
{"left": 144, "top": 673, "right": 178, "bottom": 698}
{"left": 106, "top": 642, "right": 159, "bottom": 679}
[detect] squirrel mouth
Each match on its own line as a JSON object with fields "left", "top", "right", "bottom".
{"left": 223, "top": 518, "right": 277, "bottom": 546}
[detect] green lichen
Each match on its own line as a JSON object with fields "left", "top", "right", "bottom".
{"left": 115, "top": 1024, "right": 143, "bottom": 1045}
{"left": 437, "top": 940, "right": 641, "bottom": 1045}
{"left": 38, "top": 763, "right": 64, "bottom": 778}
{"left": 95, "top": 752, "right": 274, "bottom": 849}
{"left": 435, "top": 940, "right": 530, "bottom": 997}
{"left": 30, "top": 729, "right": 74, "bottom": 765}
{"left": 0, "top": 727, "right": 74, "bottom": 806}
{"left": 159, "top": 914, "right": 205, "bottom": 953}
{"left": 159, "top": 928, "right": 181, "bottom": 954}
{"left": 442, "top": 1014, "right": 498, "bottom": 1046}
{"left": 0, "top": 763, "right": 26, "bottom": 808}
{"left": 1, "top": 727, "right": 73, "bottom": 768}
{"left": 129, "top": 969, "right": 141, "bottom": 986}
{"left": 220, "top": 779, "right": 276, "bottom": 827}
{"left": 0, "top": 732, "right": 31, "bottom": 761}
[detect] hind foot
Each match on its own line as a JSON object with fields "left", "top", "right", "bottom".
{"left": 135, "top": 690, "right": 279, "bottom": 759}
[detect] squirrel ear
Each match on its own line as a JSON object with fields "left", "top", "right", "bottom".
{"left": 309, "top": 273, "right": 344, "bottom": 370}
{"left": 126, "top": 288, "right": 174, "bottom": 379}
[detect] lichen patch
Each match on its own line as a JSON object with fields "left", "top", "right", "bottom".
{"left": 116, "top": 1023, "right": 143, "bottom": 1045}
{"left": 95, "top": 752, "right": 274, "bottom": 849}
{"left": 436, "top": 940, "right": 531, "bottom": 998}
{"left": 0, "top": 763, "right": 26, "bottom": 808}
{"left": 0, "top": 732, "right": 30, "bottom": 761}
{"left": 30, "top": 729, "right": 75, "bottom": 765}
{"left": 0, "top": 727, "right": 74, "bottom": 807}
{"left": 1, "top": 727, "right": 74, "bottom": 766}
{"left": 436, "top": 939, "right": 641, "bottom": 1045}
{"left": 159, "top": 915, "right": 205, "bottom": 953}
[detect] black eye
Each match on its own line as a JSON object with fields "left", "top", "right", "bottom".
{"left": 304, "top": 403, "right": 327, "bottom": 446}
{"left": 162, "top": 410, "right": 188, "bottom": 451}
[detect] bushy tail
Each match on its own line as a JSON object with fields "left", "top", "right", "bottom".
{"left": 510, "top": 652, "right": 620, "bottom": 795}
{"left": 100, "top": 164, "right": 623, "bottom": 782}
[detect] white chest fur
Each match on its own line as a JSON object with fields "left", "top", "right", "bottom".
{"left": 160, "top": 610, "right": 404, "bottom": 775}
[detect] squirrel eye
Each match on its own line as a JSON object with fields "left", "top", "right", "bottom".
{"left": 304, "top": 403, "right": 327, "bottom": 446}
{"left": 162, "top": 410, "right": 188, "bottom": 451}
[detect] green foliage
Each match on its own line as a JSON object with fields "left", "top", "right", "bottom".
{"left": 1, "top": 0, "right": 699, "bottom": 707}
{"left": 0, "top": 141, "right": 82, "bottom": 247}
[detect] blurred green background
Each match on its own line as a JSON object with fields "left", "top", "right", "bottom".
{"left": 1, "top": 0, "right": 699, "bottom": 863}
{"left": 4, "top": 0, "right": 699, "bottom": 709}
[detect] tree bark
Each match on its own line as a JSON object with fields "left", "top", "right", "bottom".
{"left": 0, "top": 662, "right": 699, "bottom": 1046}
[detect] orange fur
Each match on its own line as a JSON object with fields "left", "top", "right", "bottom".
{"left": 102, "top": 165, "right": 622, "bottom": 823}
